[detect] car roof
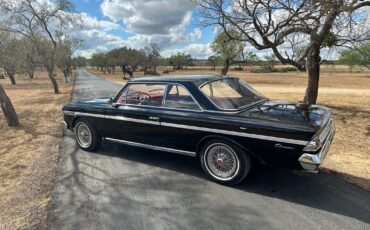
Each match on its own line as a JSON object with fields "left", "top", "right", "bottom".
{"left": 128, "top": 75, "right": 237, "bottom": 86}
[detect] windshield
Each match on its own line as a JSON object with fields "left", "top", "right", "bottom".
{"left": 200, "top": 78, "right": 266, "bottom": 110}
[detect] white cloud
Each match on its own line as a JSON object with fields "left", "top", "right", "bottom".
{"left": 79, "top": 12, "right": 120, "bottom": 31}
{"left": 101, "top": 0, "right": 195, "bottom": 34}
{"left": 189, "top": 28, "right": 202, "bottom": 41}
{"left": 161, "top": 43, "right": 213, "bottom": 59}
{"left": 98, "top": 0, "right": 199, "bottom": 47}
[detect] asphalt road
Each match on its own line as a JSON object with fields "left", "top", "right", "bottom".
{"left": 48, "top": 70, "right": 370, "bottom": 230}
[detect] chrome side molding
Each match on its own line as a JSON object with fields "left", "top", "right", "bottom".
{"left": 64, "top": 110, "right": 309, "bottom": 146}
{"left": 104, "top": 137, "right": 197, "bottom": 157}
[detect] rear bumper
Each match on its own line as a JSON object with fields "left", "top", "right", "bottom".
{"left": 298, "top": 122, "right": 335, "bottom": 173}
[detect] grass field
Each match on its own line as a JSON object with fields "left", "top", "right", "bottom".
{"left": 90, "top": 65, "right": 370, "bottom": 190}
{"left": 0, "top": 71, "right": 74, "bottom": 229}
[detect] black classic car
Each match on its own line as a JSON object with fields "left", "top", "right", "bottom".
{"left": 62, "top": 75, "right": 335, "bottom": 185}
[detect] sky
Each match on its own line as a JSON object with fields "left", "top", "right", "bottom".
{"left": 71, "top": 0, "right": 216, "bottom": 59}
{"left": 70, "top": 0, "right": 345, "bottom": 60}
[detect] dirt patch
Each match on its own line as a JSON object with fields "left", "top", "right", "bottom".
{"left": 0, "top": 71, "right": 74, "bottom": 229}
{"left": 90, "top": 67, "right": 370, "bottom": 190}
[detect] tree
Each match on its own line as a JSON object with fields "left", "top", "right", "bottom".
{"left": 246, "top": 52, "right": 258, "bottom": 64}
{"left": 168, "top": 52, "right": 194, "bottom": 70}
{"left": 339, "top": 42, "right": 370, "bottom": 71}
{"left": 0, "top": 84, "right": 19, "bottom": 126}
{"left": 0, "top": 32, "right": 22, "bottom": 85}
{"left": 195, "top": 0, "right": 370, "bottom": 104}
{"left": 90, "top": 52, "right": 105, "bottom": 71}
{"left": 56, "top": 35, "right": 83, "bottom": 83}
{"left": 338, "top": 49, "right": 362, "bottom": 72}
{"left": 207, "top": 55, "right": 223, "bottom": 70}
{"left": 72, "top": 56, "right": 87, "bottom": 69}
{"left": 264, "top": 53, "right": 279, "bottom": 70}
{"left": 0, "top": 0, "right": 79, "bottom": 94}
{"left": 211, "top": 31, "right": 244, "bottom": 75}
{"left": 143, "top": 43, "right": 161, "bottom": 74}
{"left": 20, "top": 37, "right": 40, "bottom": 79}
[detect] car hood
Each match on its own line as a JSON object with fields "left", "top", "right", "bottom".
{"left": 241, "top": 100, "right": 331, "bottom": 131}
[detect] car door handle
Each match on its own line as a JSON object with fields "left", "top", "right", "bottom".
{"left": 149, "top": 116, "right": 160, "bottom": 121}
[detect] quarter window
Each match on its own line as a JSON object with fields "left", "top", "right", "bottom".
{"left": 164, "top": 84, "right": 201, "bottom": 110}
{"left": 116, "top": 84, "right": 166, "bottom": 107}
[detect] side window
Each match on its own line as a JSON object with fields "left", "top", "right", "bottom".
{"left": 164, "top": 84, "right": 201, "bottom": 110}
{"left": 116, "top": 87, "right": 128, "bottom": 104}
{"left": 117, "top": 84, "right": 166, "bottom": 107}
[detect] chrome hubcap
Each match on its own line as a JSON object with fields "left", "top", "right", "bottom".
{"left": 205, "top": 143, "right": 239, "bottom": 181}
{"left": 76, "top": 123, "right": 92, "bottom": 148}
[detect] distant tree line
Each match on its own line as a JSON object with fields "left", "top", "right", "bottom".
{"left": 88, "top": 45, "right": 198, "bottom": 78}
{"left": 338, "top": 42, "right": 370, "bottom": 72}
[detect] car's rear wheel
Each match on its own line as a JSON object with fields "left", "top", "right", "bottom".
{"left": 74, "top": 119, "right": 101, "bottom": 151}
{"left": 199, "top": 139, "right": 251, "bottom": 185}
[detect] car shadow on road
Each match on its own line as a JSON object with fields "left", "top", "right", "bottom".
{"left": 90, "top": 141, "right": 370, "bottom": 224}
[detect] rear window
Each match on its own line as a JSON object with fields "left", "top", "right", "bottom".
{"left": 200, "top": 78, "right": 265, "bottom": 110}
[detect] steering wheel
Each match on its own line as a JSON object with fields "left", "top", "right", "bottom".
{"left": 137, "top": 92, "right": 151, "bottom": 105}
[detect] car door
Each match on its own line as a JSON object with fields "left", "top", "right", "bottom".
{"left": 104, "top": 83, "right": 167, "bottom": 146}
{"left": 154, "top": 83, "right": 205, "bottom": 152}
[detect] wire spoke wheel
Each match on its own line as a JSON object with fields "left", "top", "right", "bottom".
{"left": 76, "top": 122, "right": 92, "bottom": 148}
{"left": 204, "top": 143, "right": 240, "bottom": 181}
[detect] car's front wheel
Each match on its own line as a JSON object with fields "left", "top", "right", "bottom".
{"left": 74, "top": 119, "right": 101, "bottom": 151}
{"left": 200, "top": 139, "right": 251, "bottom": 185}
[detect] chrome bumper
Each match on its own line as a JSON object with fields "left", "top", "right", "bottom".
{"left": 62, "top": 121, "right": 68, "bottom": 129}
{"left": 298, "top": 122, "right": 335, "bottom": 173}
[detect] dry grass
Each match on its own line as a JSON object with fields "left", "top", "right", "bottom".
{"left": 0, "top": 71, "right": 74, "bottom": 229}
{"left": 90, "top": 65, "right": 370, "bottom": 190}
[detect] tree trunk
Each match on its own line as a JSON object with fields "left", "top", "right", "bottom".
{"left": 221, "top": 59, "right": 230, "bottom": 75}
{"left": 28, "top": 71, "right": 34, "bottom": 79}
{"left": 63, "top": 70, "right": 69, "bottom": 83}
{"left": 0, "top": 84, "right": 19, "bottom": 126}
{"left": 6, "top": 70, "right": 16, "bottom": 85}
{"left": 303, "top": 45, "right": 321, "bottom": 104}
{"left": 47, "top": 69, "right": 59, "bottom": 94}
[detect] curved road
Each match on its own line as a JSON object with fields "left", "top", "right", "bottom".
{"left": 48, "top": 70, "right": 370, "bottom": 230}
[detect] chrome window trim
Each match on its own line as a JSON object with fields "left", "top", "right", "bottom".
{"left": 105, "top": 137, "right": 196, "bottom": 157}
{"left": 63, "top": 111, "right": 308, "bottom": 145}
{"left": 198, "top": 77, "right": 235, "bottom": 89}
{"left": 119, "top": 104, "right": 205, "bottom": 113}
{"left": 114, "top": 82, "right": 203, "bottom": 112}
